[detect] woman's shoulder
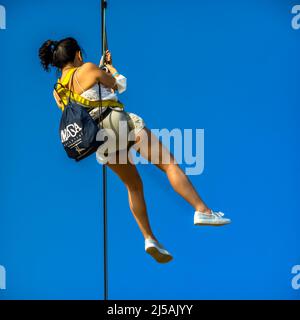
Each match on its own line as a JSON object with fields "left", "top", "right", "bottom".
{"left": 76, "top": 62, "right": 101, "bottom": 81}
{"left": 75, "top": 62, "right": 103, "bottom": 90}
{"left": 79, "top": 62, "right": 99, "bottom": 72}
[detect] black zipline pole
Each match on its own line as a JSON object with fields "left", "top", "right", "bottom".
{"left": 101, "top": 0, "right": 108, "bottom": 301}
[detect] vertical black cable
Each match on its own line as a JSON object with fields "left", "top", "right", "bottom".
{"left": 101, "top": 0, "right": 108, "bottom": 301}
{"left": 103, "top": 165, "right": 108, "bottom": 301}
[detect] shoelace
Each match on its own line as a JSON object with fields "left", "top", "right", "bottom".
{"left": 212, "top": 211, "right": 225, "bottom": 218}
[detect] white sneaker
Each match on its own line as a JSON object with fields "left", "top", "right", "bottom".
{"left": 194, "top": 210, "right": 231, "bottom": 226}
{"left": 145, "top": 239, "right": 173, "bottom": 263}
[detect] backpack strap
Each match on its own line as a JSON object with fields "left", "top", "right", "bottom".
{"left": 54, "top": 68, "right": 77, "bottom": 111}
{"left": 60, "top": 68, "right": 77, "bottom": 86}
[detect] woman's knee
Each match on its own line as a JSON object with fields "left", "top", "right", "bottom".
{"left": 159, "top": 161, "right": 180, "bottom": 174}
{"left": 126, "top": 173, "right": 143, "bottom": 192}
{"left": 127, "top": 179, "right": 143, "bottom": 192}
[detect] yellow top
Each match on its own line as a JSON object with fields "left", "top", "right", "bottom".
{"left": 54, "top": 68, "right": 124, "bottom": 111}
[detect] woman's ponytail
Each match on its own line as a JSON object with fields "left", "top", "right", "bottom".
{"left": 38, "top": 39, "right": 58, "bottom": 72}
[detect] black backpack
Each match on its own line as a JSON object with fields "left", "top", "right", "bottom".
{"left": 54, "top": 72, "right": 104, "bottom": 162}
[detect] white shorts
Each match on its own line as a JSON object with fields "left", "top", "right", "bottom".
{"left": 96, "top": 110, "right": 145, "bottom": 164}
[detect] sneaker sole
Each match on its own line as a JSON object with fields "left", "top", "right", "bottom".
{"left": 194, "top": 221, "right": 231, "bottom": 226}
{"left": 146, "top": 246, "right": 173, "bottom": 264}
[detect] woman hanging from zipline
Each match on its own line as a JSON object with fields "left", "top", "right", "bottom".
{"left": 39, "top": 37, "right": 231, "bottom": 263}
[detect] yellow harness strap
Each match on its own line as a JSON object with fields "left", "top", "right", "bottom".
{"left": 55, "top": 68, "right": 124, "bottom": 111}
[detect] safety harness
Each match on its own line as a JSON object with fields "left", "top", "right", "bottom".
{"left": 54, "top": 67, "right": 124, "bottom": 111}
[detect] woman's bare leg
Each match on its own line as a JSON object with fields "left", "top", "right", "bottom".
{"left": 106, "top": 155, "right": 158, "bottom": 241}
{"left": 133, "top": 127, "right": 210, "bottom": 213}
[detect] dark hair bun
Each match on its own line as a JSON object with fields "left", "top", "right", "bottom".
{"left": 38, "top": 37, "right": 81, "bottom": 72}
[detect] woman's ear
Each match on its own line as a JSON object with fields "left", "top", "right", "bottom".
{"left": 78, "top": 50, "right": 83, "bottom": 62}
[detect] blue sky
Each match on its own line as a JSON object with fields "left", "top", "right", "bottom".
{"left": 0, "top": 0, "right": 299, "bottom": 299}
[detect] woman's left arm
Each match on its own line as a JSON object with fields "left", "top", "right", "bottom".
{"left": 101, "top": 50, "right": 127, "bottom": 93}
{"left": 105, "top": 64, "right": 127, "bottom": 94}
